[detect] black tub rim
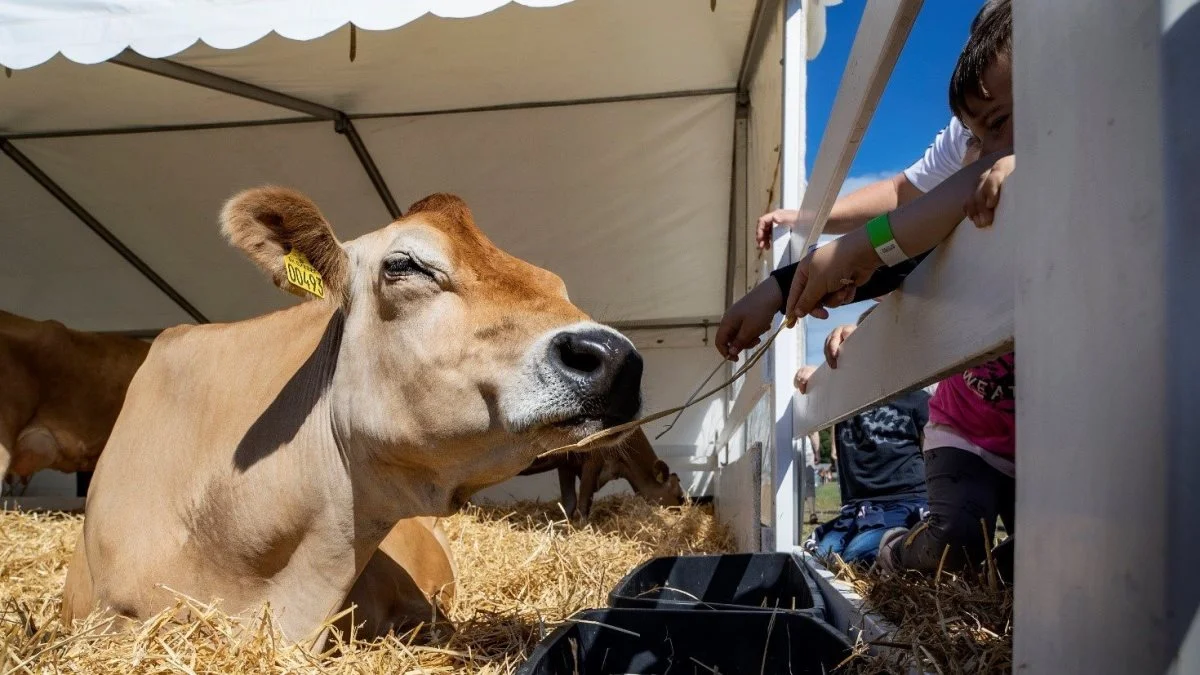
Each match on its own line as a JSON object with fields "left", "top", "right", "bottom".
{"left": 605, "top": 551, "right": 828, "bottom": 620}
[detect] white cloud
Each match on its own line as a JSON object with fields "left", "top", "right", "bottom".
{"left": 837, "top": 169, "right": 903, "bottom": 198}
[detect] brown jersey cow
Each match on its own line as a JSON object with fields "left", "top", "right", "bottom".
{"left": 1, "top": 310, "right": 463, "bottom": 640}
{"left": 519, "top": 428, "right": 684, "bottom": 520}
{"left": 62, "top": 188, "right": 643, "bottom": 646}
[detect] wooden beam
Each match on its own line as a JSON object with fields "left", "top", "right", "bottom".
{"left": 795, "top": 205, "right": 1013, "bottom": 435}
{"left": 790, "top": 0, "right": 923, "bottom": 259}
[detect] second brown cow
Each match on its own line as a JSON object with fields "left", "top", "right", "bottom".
{"left": 518, "top": 428, "right": 685, "bottom": 520}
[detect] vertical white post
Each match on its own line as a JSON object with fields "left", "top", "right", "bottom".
{"left": 1012, "top": 0, "right": 1193, "bottom": 670}
{"left": 1163, "top": 0, "right": 1200, "bottom": 662}
{"left": 771, "top": 0, "right": 806, "bottom": 553}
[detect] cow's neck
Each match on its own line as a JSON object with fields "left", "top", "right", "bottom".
{"left": 192, "top": 306, "right": 366, "bottom": 643}
{"left": 616, "top": 443, "right": 661, "bottom": 495}
{"left": 621, "top": 461, "right": 661, "bottom": 495}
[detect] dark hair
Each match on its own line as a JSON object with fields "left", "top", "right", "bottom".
{"left": 950, "top": 0, "right": 1012, "bottom": 121}
{"left": 970, "top": 0, "right": 1008, "bottom": 33}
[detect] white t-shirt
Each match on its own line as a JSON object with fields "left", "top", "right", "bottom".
{"left": 902, "top": 116, "right": 971, "bottom": 193}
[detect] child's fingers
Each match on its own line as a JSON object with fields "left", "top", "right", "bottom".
{"left": 828, "top": 285, "right": 855, "bottom": 307}
{"left": 788, "top": 263, "right": 833, "bottom": 320}
{"left": 784, "top": 264, "right": 809, "bottom": 320}
{"left": 824, "top": 333, "right": 841, "bottom": 369}
{"left": 734, "top": 335, "right": 762, "bottom": 352}
{"left": 984, "top": 175, "right": 1003, "bottom": 209}
{"left": 725, "top": 334, "right": 759, "bottom": 362}
{"left": 964, "top": 191, "right": 984, "bottom": 227}
{"left": 755, "top": 217, "right": 773, "bottom": 250}
{"left": 715, "top": 315, "right": 741, "bottom": 358}
{"left": 794, "top": 366, "right": 816, "bottom": 394}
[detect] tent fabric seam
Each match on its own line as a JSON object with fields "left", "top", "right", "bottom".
{"left": 4, "top": 89, "right": 738, "bottom": 141}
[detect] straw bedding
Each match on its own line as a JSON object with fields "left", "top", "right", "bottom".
{"left": 832, "top": 555, "right": 1014, "bottom": 675}
{"left": 0, "top": 495, "right": 734, "bottom": 674}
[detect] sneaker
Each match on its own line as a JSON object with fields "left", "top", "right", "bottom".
{"left": 873, "top": 527, "right": 909, "bottom": 574}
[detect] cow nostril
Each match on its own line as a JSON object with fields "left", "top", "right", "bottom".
{"left": 556, "top": 336, "right": 604, "bottom": 375}
{"left": 549, "top": 328, "right": 643, "bottom": 424}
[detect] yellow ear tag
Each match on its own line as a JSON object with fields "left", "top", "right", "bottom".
{"left": 283, "top": 249, "right": 325, "bottom": 299}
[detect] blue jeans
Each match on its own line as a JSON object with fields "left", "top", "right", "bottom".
{"left": 807, "top": 499, "right": 927, "bottom": 565}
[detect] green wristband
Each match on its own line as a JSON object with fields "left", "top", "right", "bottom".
{"left": 865, "top": 213, "right": 909, "bottom": 266}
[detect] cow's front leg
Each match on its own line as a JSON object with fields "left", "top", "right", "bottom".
{"left": 556, "top": 466, "right": 578, "bottom": 520}
{"left": 576, "top": 456, "right": 604, "bottom": 521}
{"left": 0, "top": 428, "right": 13, "bottom": 497}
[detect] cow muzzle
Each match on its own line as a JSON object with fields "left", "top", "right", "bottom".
{"left": 546, "top": 327, "right": 642, "bottom": 427}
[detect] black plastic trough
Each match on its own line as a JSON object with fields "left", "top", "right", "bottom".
{"left": 517, "top": 608, "right": 853, "bottom": 675}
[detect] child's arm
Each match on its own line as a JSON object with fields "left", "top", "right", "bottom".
{"left": 770, "top": 250, "right": 932, "bottom": 307}
{"left": 755, "top": 174, "right": 924, "bottom": 249}
{"left": 755, "top": 118, "right": 969, "bottom": 250}
{"left": 715, "top": 277, "right": 782, "bottom": 360}
{"left": 784, "top": 149, "right": 1014, "bottom": 319}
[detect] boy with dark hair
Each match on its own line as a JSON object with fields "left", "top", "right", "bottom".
{"left": 753, "top": 0, "right": 1011, "bottom": 249}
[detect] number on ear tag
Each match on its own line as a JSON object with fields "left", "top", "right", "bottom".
{"left": 283, "top": 249, "right": 325, "bottom": 299}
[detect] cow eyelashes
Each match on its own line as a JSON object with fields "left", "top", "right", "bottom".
{"left": 382, "top": 255, "right": 433, "bottom": 281}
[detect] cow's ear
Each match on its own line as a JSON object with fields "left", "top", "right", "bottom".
{"left": 653, "top": 460, "right": 670, "bottom": 483}
{"left": 220, "top": 186, "right": 349, "bottom": 302}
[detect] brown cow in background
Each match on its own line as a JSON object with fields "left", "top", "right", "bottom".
{"left": 519, "top": 428, "right": 685, "bottom": 520}
{"left": 0, "top": 310, "right": 150, "bottom": 495}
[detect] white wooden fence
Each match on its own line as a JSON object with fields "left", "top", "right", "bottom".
{"left": 718, "top": 0, "right": 1199, "bottom": 671}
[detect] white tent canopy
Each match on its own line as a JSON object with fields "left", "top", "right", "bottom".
{"left": 0, "top": 0, "right": 820, "bottom": 500}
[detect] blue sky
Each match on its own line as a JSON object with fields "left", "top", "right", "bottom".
{"left": 802, "top": 0, "right": 984, "bottom": 364}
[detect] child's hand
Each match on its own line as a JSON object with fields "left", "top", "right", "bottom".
{"left": 823, "top": 323, "right": 858, "bottom": 369}
{"left": 755, "top": 209, "right": 814, "bottom": 251}
{"left": 715, "top": 279, "right": 782, "bottom": 361}
{"left": 964, "top": 155, "right": 1014, "bottom": 228}
{"left": 785, "top": 228, "right": 878, "bottom": 321}
{"left": 794, "top": 365, "right": 817, "bottom": 394}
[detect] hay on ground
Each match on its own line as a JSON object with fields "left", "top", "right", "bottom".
{"left": 829, "top": 554, "right": 1014, "bottom": 675}
{"left": 0, "top": 495, "right": 733, "bottom": 674}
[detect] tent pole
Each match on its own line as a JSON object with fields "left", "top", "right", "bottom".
{"left": 0, "top": 139, "right": 209, "bottom": 324}
{"left": 335, "top": 116, "right": 401, "bottom": 219}
{"left": 110, "top": 51, "right": 340, "bottom": 120}
{"left": 738, "top": 0, "right": 783, "bottom": 94}
{"left": 110, "top": 51, "right": 401, "bottom": 219}
{"left": 727, "top": 100, "right": 749, "bottom": 309}
{"left": 10, "top": 89, "right": 736, "bottom": 141}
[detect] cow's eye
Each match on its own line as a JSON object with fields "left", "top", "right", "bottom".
{"left": 382, "top": 255, "right": 431, "bottom": 281}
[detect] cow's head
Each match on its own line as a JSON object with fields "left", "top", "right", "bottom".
{"left": 221, "top": 187, "right": 642, "bottom": 505}
{"left": 645, "top": 460, "right": 686, "bottom": 507}
{"left": 615, "top": 430, "right": 685, "bottom": 508}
